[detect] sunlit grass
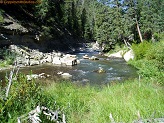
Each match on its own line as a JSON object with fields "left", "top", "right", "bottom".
{"left": 43, "top": 79, "right": 164, "bottom": 122}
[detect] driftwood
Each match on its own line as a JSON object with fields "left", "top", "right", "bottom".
{"left": 5, "top": 65, "right": 20, "bottom": 98}
{"left": 18, "top": 106, "right": 66, "bottom": 123}
{"left": 109, "top": 111, "right": 164, "bottom": 123}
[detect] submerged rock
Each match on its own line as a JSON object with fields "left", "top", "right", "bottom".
{"left": 93, "top": 67, "right": 106, "bottom": 73}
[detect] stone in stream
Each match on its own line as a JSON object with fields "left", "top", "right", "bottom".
{"left": 83, "top": 54, "right": 89, "bottom": 59}
{"left": 89, "top": 56, "right": 99, "bottom": 60}
{"left": 61, "top": 73, "right": 72, "bottom": 79}
{"left": 26, "top": 73, "right": 50, "bottom": 81}
{"left": 93, "top": 67, "right": 106, "bottom": 73}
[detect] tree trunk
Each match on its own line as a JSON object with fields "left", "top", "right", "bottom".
{"left": 136, "top": 20, "right": 143, "bottom": 42}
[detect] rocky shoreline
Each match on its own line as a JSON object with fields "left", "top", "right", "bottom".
{"left": 9, "top": 45, "right": 80, "bottom": 67}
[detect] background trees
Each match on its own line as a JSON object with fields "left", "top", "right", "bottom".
{"left": 1, "top": 0, "right": 163, "bottom": 50}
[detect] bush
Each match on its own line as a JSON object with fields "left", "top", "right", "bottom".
{"left": 0, "top": 48, "right": 16, "bottom": 67}
{"left": 132, "top": 41, "right": 152, "bottom": 60}
{"left": 145, "top": 40, "right": 164, "bottom": 70}
{"left": 0, "top": 72, "right": 42, "bottom": 122}
{"left": 130, "top": 40, "right": 164, "bottom": 85}
{"left": 0, "top": 9, "right": 4, "bottom": 23}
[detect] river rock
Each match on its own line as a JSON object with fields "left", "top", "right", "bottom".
{"left": 62, "top": 57, "right": 77, "bottom": 66}
{"left": 26, "top": 73, "right": 50, "bottom": 81}
{"left": 15, "top": 56, "right": 29, "bottom": 66}
{"left": 83, "top": 54, "right": 89, "bottom": 59}
{"left": 61, "top": 73, "right": 72, "bottom": 79}
{"left": 89, "top": 56, "right": 99, "bottom": 60}
{"left": 8, "top": 44, "right": 80, "bottom": 67}
{"left": 52, "top": 57, "right": 62, "bottom": 65}
{"left": 77, "top": 60, "right": 80, "bottom": 64}
{"left": 30, "top": 59, "right": 40, "bottom": 66}
{"left": 61, "top": 55, "right": 77, "bottom": 66}
{"left": 26, "top": 74, "right": 39, "bottom": 81}
{"left": 93, "top": 67, "right": 106, "bottom": 73}
{"left": 44, "top": 53, "right": 52, "bottom": 63}
{"left": 108, "top": 50, "right": 123, "bottom": 58}
{"left": 123, "top": 49, "right": 134, "bottom": 62}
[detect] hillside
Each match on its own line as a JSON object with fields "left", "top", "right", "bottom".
{"left": 0, "top": 4, "right": 80, "bottom": 52}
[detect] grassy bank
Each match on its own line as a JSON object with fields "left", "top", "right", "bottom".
{"left": 129, "top": 40, "right": 164, "bottom": 85}
{"left": 1, "top": 76, "right": 163, "bottom": 122}
{"left": 42, "top": 80, "right": 163, "bottom": 123}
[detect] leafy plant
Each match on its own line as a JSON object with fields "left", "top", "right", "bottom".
{"left": 0, "top": 71, "right": 42, "bottom": 122}
{"left": 132, "top": 41, "right": 152, "bottom": 60}
{"left": 0, "top": 9, "right": 4, "bottom": 23}
{"left": 0, "top": 49, "right": 16, "bottom": 67}
{"left": 129, "top": 40, "right": 164, "bottom": 85}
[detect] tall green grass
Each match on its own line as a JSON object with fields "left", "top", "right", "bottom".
{"left": 43, "top": 80, "right": 164, "bottom": 123}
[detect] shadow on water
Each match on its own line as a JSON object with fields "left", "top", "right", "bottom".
{"left": 0, "top": 48, "right": 138, "bottom": 86}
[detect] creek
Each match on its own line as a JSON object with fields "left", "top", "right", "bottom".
{"left": 0, "top": 48, "right": 137, "bottom": 86}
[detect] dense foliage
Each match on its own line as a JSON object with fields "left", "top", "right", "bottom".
{"left": 33, "top": 0, "right": 164, "bottom": 50}
{"left": 0, "top": 0, "right": 163, "bottom": 51}
{"left": 0, "top": 48, "right": 16, "bottom": 67}
{"left": 130, "top": 40, "right": 164, "bottom": 85}
{"left": 0, "top": 9, "right": 3, "bottom": 23}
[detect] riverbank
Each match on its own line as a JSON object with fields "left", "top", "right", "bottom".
{"left": 1, "top": 76, "right": 163, "bottom": 122}
{"left": 43, "top": 79, "right": 164, "bottom": 123}
{"left": 0, "top": 41, "right": 163, "bottom": 122}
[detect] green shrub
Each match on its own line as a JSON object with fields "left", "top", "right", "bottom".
{"left": 0, "top": 9, "right": 4, "bottom": 23}
{"left": 0, "top": 49, "right": 16, "bottom": 67}
{"left": 145, "top": 40, "right": 164, "bottom": 70}
{"left": 132, "top": 41, "right": 152, "bottom": 60}
{"left": 129, "top": 40, "right": 164, "bottom": 85}
{"left": 0, "top": 73, "right": 42, "bottom": 122}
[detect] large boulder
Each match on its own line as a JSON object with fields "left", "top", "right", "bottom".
{"left": 123, "top": 49, "right": 134, "bottom": 62}
{"left": 15, "top": 56, "right": 29, "bottom": 66}
{"left": 29, "top": 59, "right": 40, "bottom": 66}
{"left": 52, "top": 57, "right": 62, "bottom": 65}
{"left": 108, "top": 50, "right": 124, "bottom": 58}
{"left": 44, "top": 53, "right": 52, "bottom": 63}
{"left": 61, "top": 57, "right": 77, "bottom": 66}
{"left": 61, "top": 54, "right": 77, "bottom": 66}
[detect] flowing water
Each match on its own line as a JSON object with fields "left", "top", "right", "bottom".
{"left": 0, "top": 48, "right": 137, "bottom": 86}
